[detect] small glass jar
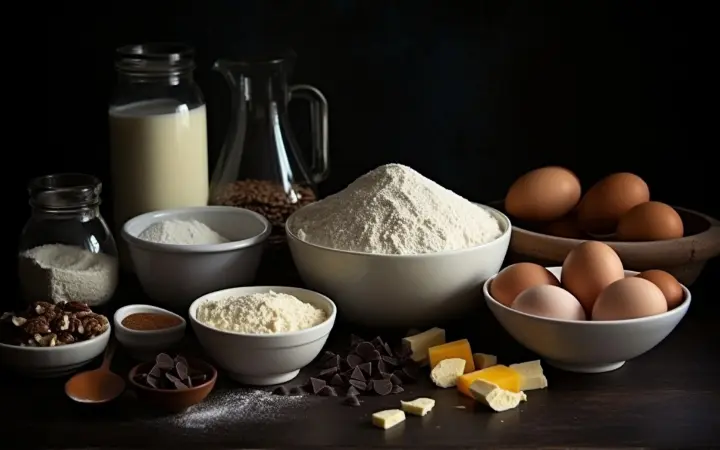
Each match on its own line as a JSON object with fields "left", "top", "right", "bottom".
{"left": 18, "top": 174, "right": 119, "bottom": 308}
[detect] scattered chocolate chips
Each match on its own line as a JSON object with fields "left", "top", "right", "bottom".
{"left": 135, "top": 354, "right": 202, "bottom": 390}
{"left": 373, "top": 379, "right": 393, "bottom": 396}
{"left": 289, "top": 386, "right": 305, "bottom": 395}
{"left": 390, "top": 373, "right": 403, "bottom": 386}
{"left": 273, "top": 386, "right": 290, "bottom": 396}
{"left": 355, "top": 342, "right": 376, "bottom": 360}
{"left": 376, "top": 360, "right": 388, "bottom": 374}
{"left": 350, "top": 366, "right": 365, "bottom": 382}
{"left": 343, "top": 395, "right": 361, "bottom": 407}
{"left": 346, "top": 354, "right": 363, "bottom": 368}
{"left": 330, "top": 374, "right": 345, "bottom": 386}
{"left": 310, "top": 377, "right": 326, "bottom": 394}
{"left": 346, "top": 386, "right": 361, "bottom": 397}
{"left": 358, "top": 362, "right": 372, "bottom": 376}
{"left": 319, "top": 366, "right": 338, "bottom": 378}
{"left": 381, "top": 355, "right": 399, "bottom": 366}
{"left": 349, "top": 379, "right": 367, "bottom": 391}
{"left": 391, "top": 385, "right": 404, "bottom": 394}
{"left": 317, "top": 385, "right": 337, "bottom": 397}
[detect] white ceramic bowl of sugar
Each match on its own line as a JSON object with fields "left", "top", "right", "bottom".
{"left": 188, "top": 286, "right": 336, "bottom": 386}
{"left": 122, "top": 206, "right": 271, "bottom": 312}
{"left": 286, "top": 204, "right": 511, "bottom": 327}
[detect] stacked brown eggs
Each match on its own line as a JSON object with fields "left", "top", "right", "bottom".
{"left": 504, "top": 167, "right": 684, "bottom": 241}
{"left": 490, "top": 242, "right": 685, "bottom": 321}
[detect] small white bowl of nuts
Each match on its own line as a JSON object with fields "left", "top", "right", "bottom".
{"left": 0, "top": 301, "right": 111, "bottom": 378}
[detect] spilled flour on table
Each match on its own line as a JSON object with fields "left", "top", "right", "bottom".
{"left": 154, "top": 389, "right": 318, "bottom": 430}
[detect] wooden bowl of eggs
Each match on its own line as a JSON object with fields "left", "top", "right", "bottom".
{"left": 498, "top": 167, "right": 720, "bottom": 285}
{"left": 483, "top": 242, "right": 691, "bottom": 373}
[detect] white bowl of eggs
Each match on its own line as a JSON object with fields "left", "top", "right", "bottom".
{"left": 483, "top": 241, "right": 691, "bottom": 373}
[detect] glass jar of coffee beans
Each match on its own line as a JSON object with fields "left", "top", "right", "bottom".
{"left": 211, "top": 180, "right": 316, "bottom": 244}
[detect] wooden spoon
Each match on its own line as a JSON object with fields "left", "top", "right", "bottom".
{"left": 65, "top": 340, "right": 125, "bottom": 404}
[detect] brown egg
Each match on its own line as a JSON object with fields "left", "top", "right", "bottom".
{"left": 592, "top": 277, "right": 668, "bottom": 320}
{"left": 616, "top": 201, "right": 684, "bottom": 241}
{"left": 636, "top": 270, "right": 684, "bottom": 309}
{"left": 505, "top": 167, "right": 582, "bottom": 222}
{"left": 577, "top": 173, "right": 650, "bottom": 235}
{"left": 542, "top": 216, "right": 587, "bottom": 239}
{"left": 561, "top": 241, "right": 625, "bottom": 314}
{"left": 490, "top": 263, "right": 560, "bottom": 307}
{"left": 511, "top": 285, "right": 586, "bottom": 321}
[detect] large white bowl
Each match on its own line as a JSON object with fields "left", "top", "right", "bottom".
{"left": 122, "top": 206, "right": 271, "bottom": 312}
{"left": 484, "top": 267, "right": 691, "bottom": 373}
{"left": 0, "top": 327, "right": 110, "bottom": 378}
{"left": 285, "top": 204, "right": 511, "bottom": 327}
{"left": 189, "top": 286, "right": 336, "bottom": 386}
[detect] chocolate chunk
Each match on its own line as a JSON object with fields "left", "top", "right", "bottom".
{"left": 146, "top": 375, "right": 159, "bottom": 389}
{"left": 355, "top": 342, "right": 376, "bottom": 360}
{"left": 350, "top": 366, "right": 365, "bottom": 382}
{"left": 321, "top": 354, "right": 341, "bottom": 369}
{"left": 310, "top": 377, "right": 326, "bottom": 394}
{"left": 381, "top": 355, "right": 399, "bottom": 367}
{"left": 390, "top": 373, "right": 403, "bottom": 386}
{"left": 175, "top": 361, "right": 189, "bottom": 381}
{"left": 358, "top": 362, "right": 372, "bottom": 376}
{"left": 346, "top": 385, "right": 361, "bottom": 397}
{"left": 365, "top": 380, "right": 376, "bottom": 392}
{"left": 148, "top": 365, "right": 163, "bottom": 378}
{"left": 319, "top": 366, "right": 339, "bottom": 378}
{"left": 343, "top": 395, "right": 361, "bottom": 407}
{"left": 346, "top": 354, "right": 363, "bottom": 368}
{"left": 273, "top": 386, "right": 290, "bottom": 396}
{"left": 155, "top": 353, "right": 174, "bottom": 370}
{"left": 189, "top": 374, "right": 206, "bottom": 385}
{"left": 165, "top": 372, "right": 187, "bottom": 389}
{"left": 366, "top": 350, "right": 381, "bottom": 362}
{"left": 391, "top": 385, "right": 404, "bottom": 394}
{"left": 375, "top": 371, "right": 392, "bottom": 381}
{"left": 317, "top": 385, "right": 337, "bottom": 397}
{"left": 371, "top": 336, "right": 385, "bottom": 349}
{"left": 376, "top": 360, "right": 388, "bottom": 374}
{"left": 344, "top": 395, "right": 361, "bottom": 406}
{"left": 174, "top": 355, "right": 188, "bottom": 367}
{"left": 289, "top": 386, "right": 305, "bottom": 395}
{"left": 382, "top": 342, "right": 394, "bottom": 357}
{"left": 348, "top": 379, "right": 366, "bottom": 391}
{"left": 373, "top": 379, "right": 393, "bottom": 396}
{"left": 317, "top": 350, "right": 336, "bottom": 366}
{"left": 330, "top": 374, "right": 345, "bottom": 387}
{"left": 350, "top": 334, "right": 364, "bottom": 346}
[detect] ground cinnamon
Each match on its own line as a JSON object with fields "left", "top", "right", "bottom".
{"left": 122, "top": 312, "right": 182, "bottom": 331}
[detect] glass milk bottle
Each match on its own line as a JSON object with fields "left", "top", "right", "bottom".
{"left": 109, "top": 43, "right": 209, "bottom": 231}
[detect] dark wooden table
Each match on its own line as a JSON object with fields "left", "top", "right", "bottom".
{"left": 3, "top": 249, "right": 719, "bottom": 449}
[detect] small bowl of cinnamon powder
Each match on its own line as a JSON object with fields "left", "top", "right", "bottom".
{"left": 114, "top": 305, "right": 186, "bottom": 361}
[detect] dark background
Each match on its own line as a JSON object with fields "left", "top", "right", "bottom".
{"left": 18, "top": 1, "right": 717, "bottom": 283}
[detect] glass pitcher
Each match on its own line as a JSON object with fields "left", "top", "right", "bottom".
{"left": 209, "top": 49, "right": 328, "bottom": 244}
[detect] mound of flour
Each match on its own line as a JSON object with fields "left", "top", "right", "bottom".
{"left": 289, "top": 164, "right": 502, "bottom": 255}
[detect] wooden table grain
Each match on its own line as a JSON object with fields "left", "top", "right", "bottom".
{"left": 3, "top": 249, "right": 719, "bottom": 449}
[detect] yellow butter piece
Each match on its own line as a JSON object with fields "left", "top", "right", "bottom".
{"left": 430, "top": 358, "right": 466, "bottom": 388}
{"left": 469, "top": 379, "right": 527, "bottom": 412}
{"left": 456, "top": 364, "right": 521, "bottom": 398}
{"left": 472, "top": 353, "right": 497, "bottom": 370}
{"left": 372, "top": 409, "right": 406, "bottom": 429}
{"left": 400, "top": 397, "right": 435, "bottom": 416}
{"left": 428, "top": 339, "right": 475, "bottom": 373}
{"left": 402, "top": 327, "right": 446, "bottom": 363}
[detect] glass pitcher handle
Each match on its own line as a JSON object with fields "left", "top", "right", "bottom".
{"left": 289, "top": 84, "right": 329, "bottom": 183}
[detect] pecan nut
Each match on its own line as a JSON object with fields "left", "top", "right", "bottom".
{"left": 56, "top": 332, "right": 75, "bottom": 345}
{"left": 23, "top": 317, "right": 50, "bottom": 335}
{"left": 33, "top": 301, "right": 55, "bottom": 316}
{"left": 63, "top": 301, "right": 91, "bottom": 313}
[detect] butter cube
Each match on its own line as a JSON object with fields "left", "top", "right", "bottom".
{"left": 430, "top": 358, "right": 466, "bottom": 388}
{"left": 400, "top": 397, "right": 436, "bottom": 416}
{"left": 473, "top": 353, "right": 497, "bottom": 370}
{"left": 510, "top": 360, "right": 548, "bottom": 391}
{"left": 402, "top": 327, "right": 446, "bottom": 364}
{"left": 428, "top": 339, "right": 475, "bottom": 373}
{"left": 469, "top": 379, "right": 527, "bottom": 412}
{"left": 456, "top": 365, "right": 522, "bottom": 398}
{"left": 372, "top": 409, "right": 406, "bottom": 429}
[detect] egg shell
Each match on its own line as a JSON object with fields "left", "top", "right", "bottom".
{"left": 592, "top": 277, "right": 668, "bottom": 321}
{"left": 505, "top": 167, "right": 582, "bottom": 222}
{"left": 636, "top": 270, "right": 684, "bottom": 309}
{"left": 577, "top": 173, "right": 650, "bottom": 235}
{"left": 490, "top": 263, "right": 560, "bottom": 307}
{"left": 616, "top": 201, "right": 684, "bottom": 241}
{"left": 511, "top": 285, "right": 586, "bottom": 321}
{"left": 561, "top": 241, "right": 625, "bottom": 314}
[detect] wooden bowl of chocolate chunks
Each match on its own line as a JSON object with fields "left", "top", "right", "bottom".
{"left": 128, "top": 353, "right": 217, "bottom": 412}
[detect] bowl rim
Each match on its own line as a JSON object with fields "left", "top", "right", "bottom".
{"left": 128, "top": 357, "right": 217, "bottom": 393}
{"left": 188, "top": 286, "right": 337, "bottom": 338}
{"left": 483, "top": 266, "right": 692, "bottom": 325}
{"left": 284, "top": 203, "right": 512, "bottom": 258}
{"left": 0, "top": 324, "right": 111, "bottom": 352}
{"left": 121, "top": 206, "right": 271, "bottom": 254}
{"left": 114, "top": 304, "right": 187, "bottom": 336}
{"left": 507, "top": 204, "right": 720, "bottom": 247}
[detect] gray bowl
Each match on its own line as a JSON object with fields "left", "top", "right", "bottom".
{"left": 122, "top": 206, "right": 271, "bottom": 311}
